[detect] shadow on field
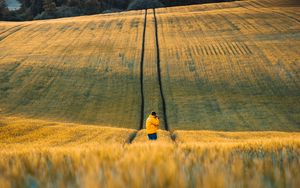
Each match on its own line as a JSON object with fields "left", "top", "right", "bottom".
{"left": 126, "top": 130, "right": 138, "bottom": 144}
{"left": 127, "top": 0, "right": 234, "bottom": 10}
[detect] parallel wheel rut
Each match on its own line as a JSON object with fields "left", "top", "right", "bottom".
{"left": 126, "top": 9, "right": 175, "bottom": 144}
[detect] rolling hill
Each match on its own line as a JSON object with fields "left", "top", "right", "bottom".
{"left": 0, "top": 0, "right": 299, "bottom": 131}
{"left": 1, "top": 0, "right": 300, "bottom": 187}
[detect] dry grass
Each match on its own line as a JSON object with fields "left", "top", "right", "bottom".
{"left": 0, "top": 115, "right": 133, "bottom": 147}
{"left": 0, "top": 116, "right": 300, "bottom": 187}
{"left": 0, "top": 116, "right": 300, "bottom": 188}
{"left": 175, "top": 130, "right": 300, "bottom": 143}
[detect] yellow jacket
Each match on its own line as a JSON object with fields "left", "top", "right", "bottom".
{"left": 146, "top": 115, "right": 159, "bottom": 134}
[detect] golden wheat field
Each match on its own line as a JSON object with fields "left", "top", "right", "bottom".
{"left": 0, "top": 0, "right": 299, "bottom": 130}
{"left": 0, "top": 0, "right": 300, "bottom": 187}
{"left": 1, "top": 116, "right": 300, "bottom": 187}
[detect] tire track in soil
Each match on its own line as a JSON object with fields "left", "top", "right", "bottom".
{"left": 0, "top": 24, "right": 30, "bottom": 42}
{"left": 0, "top": 24, "right": 23, "bottom": 36}
{"left": 139, "top": 9, "right": 148, "bottom": 130}
{"left": 153, "top": 9, "right": 176, "bottom": 143}
{"left": 127, "top": 9, "right": 178, "bottom": 144}
{"left": 126, "top": 10, "right": 148, "bottom": 144}
{"left": 153, "top": 9, "right": 169, "bottom": 132}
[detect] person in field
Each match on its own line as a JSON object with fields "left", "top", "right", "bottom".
{"left": 146, "top": 111, "right": 159, "bottom": 140}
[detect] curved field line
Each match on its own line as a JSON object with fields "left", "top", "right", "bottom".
{"left": 153, "top": 9, "right": 169, "bottom": 131}
{"left": 272, "top": 10, "right": 300, "bottom": 23}
{"left": 0, "top": 24, "right": 23, "bottom": 36}
{"left": 0, "top": 24, "right": 30, "bottom": 42}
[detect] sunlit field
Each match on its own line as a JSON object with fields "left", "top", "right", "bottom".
{"left": 0, "top": 0, "right": 299, "bottom": 130}
{"left": 0, "top": 116, "right": 300, "bottom": 188}
{"left": 2, "top": 144, "right": 300, "bottom": 188}
{"left": 0, "top": 0, "right": 300, "bottom": 187}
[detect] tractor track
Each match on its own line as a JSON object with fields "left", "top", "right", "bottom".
{"left": 139, "top": 9, "right": 147, "bottom": 130}
{"left": 126, "top": 9, "right": 175, "bottom": 144}
{"left": 126, "top": 9, "right": 148, "bottom": 144}
{"left": 0, "top": 24, "right": 30, "bottom": 42}
{"left": 153, "top": 9, "right": 169, "bottom": 131}
{"left": 0, "top": 25, "right": 23, "bottom": 36}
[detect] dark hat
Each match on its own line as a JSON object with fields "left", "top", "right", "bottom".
{"left": 151, "top": 111, "right": 156, "bottom": 116}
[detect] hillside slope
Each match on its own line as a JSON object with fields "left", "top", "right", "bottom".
{"left": 156, "top": 0, "right": 300, "bottom": 130}
{"left": 0, "top": 0, "right": 299, "bottom": 130}
{"left": 0, "top": 11, "right": 144, "bottom": 128}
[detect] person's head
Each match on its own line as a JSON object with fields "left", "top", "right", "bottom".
{"left": 151, "top": 111, "right": 157, "bottom": 116}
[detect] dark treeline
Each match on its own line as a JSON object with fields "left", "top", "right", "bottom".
{"left": 0, "top": 0, "right": 232, "bottom": 21}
